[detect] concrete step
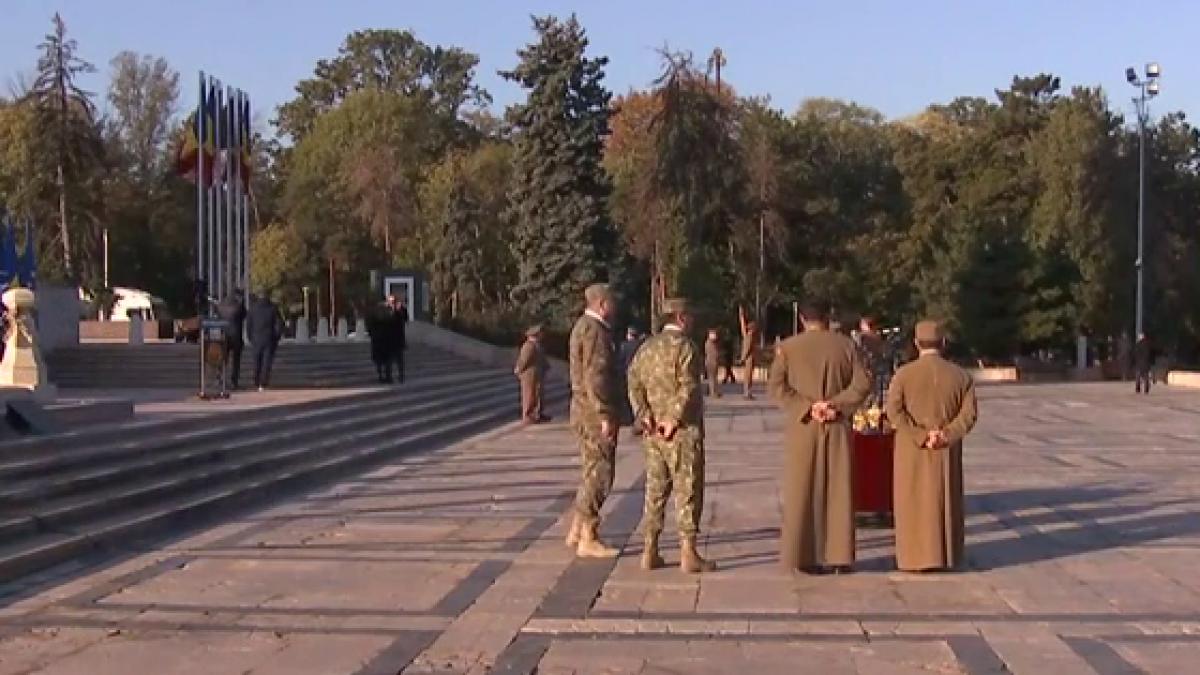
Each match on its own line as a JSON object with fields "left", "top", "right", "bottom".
{"left": 46, "top": 343, "right": 472, "bottom": 390}
{"left": 0, "top": 377, "right": 517, "bottom": 498}
{"left": 0, "top": 369, "right": 503, "bottom": 461}
{"left": 0, "top": 365, "right": 566, "bottom": 581}
{"left": 0, "top": 382, "right": 524, "bottom": 541}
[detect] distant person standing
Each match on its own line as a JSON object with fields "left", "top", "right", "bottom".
{"left": 618, "top": 326, "right": 645, "bottom": 433}
{"left": 514, "top": 324, "right": 550, "bottom": 424}
{"left": 247, "top": 293, "right": 285, "bottom": 391}
{"left": 886, "top": 320, "right": 978, "bottom": 573}
{"left": 720, "top": 329, "right": 737, "bottom": 385}
{"left": 739, "top": 309, "right": 760, "bottom": 400}
{"left": 566, "top": 283, "right": 622, "bottom": 558}
{"left": 218, "top": 290, "right": 247, "bottom": 389}
{"left": 1134, "top": 332, "right": 1154, "bottom": 394}
{"left": 388, "top": 295, "right": 409, "bottom": 383}
{"left": 768, "top": 302, "right": 870, "bottom": 575}
{"left": 366, "top": 300, "right": 394, "bottom": 383}
{"left": 704, "top": 328, "right": 721, "bottom": 397}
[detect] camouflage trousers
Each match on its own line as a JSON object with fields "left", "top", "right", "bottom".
{"left": 573, "top": 422, "right": 617, "bottom": 527}
{"left": 640, "top": 427, "right": 705, "bottom": 537}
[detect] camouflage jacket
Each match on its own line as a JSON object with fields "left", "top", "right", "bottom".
{"left": 568, "top": 313, "right": 619, "bottom": 426}
{"left": 627, "top": 326, "right": 705, "bottom": 433}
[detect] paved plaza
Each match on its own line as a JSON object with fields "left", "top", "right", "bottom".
{"left": 2, "top": 381, "right": 1200, "bottom": 673}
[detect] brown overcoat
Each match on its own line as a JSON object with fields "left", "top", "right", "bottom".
{"left": 768, "top": 329, "right": 871, "bottom": 570}
{"left": 515, "top": 339, "right": 548, "bottom": 421}
{"left": 885, "top": 353, "right": 978, "bottom": 571}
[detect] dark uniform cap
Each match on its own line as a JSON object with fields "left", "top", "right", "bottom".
{"left": 915, "top": 320, "right": 944, "bottom": 342}
{"left": 662, "top": 297, "right": 690, "bottom": 314}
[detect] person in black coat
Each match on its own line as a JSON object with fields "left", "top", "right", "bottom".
{"left": 247, "top": 293, "right": 285, "bottom": 391}
{"left": 217, "top": 290, "right": 247, "bottom": 389}
{"left": 1134, "top": 332, "right": 1155, "bottom": 394}
{"left": 388, "top": 295, "right": 409, "bottom": 383}
{"left": 366, "top": 301, "right": 394, "bottom": 383}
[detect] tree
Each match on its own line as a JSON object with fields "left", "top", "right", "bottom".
{"left": 29, "top": 12, "right": 101, "bottom": 281}
{"left": 343, "top": 145, "right": 412, "bottom": 257}
{"left": 502, "top": 15, "right": 617, "bottom": 328}
{"left": 250, "top": 222, "right": 316, "bottom": 309}
{"left": 105, "top": 51, "right": 179, "bottom": 181}
{"left": 431, "top": 183, "right": 484, "bottom": 320}
{"left": 276, "top": 29, "right": 489, "bottom": 142}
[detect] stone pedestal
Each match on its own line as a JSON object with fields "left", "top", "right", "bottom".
{"left": 353, "top": 318, "right": 367, "bottom": 341}
{"left": 128, "top": 315, "right": 145, "bottom": 345}
{"left": 336, "top": 318, "right": 349, "bottom": 341}
{"left": 315, "top": 318, "right": 331, "bottom": 342}
{"left": 294, "top": 318, "right": 310, "bottom": 343}
{"left": 0, "top": 288, "right": 54, "bottom": 398}
{"left": 1076, "top": 335, "right": 1088, "bottom": 369}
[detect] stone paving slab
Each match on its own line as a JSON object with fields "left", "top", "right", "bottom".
{"left": 3, "top": 382, "right": 1200, "bottom": 673}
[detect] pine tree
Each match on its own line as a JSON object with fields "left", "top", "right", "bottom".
{"left": 30, "top": 13, "right": 99, "bottom": 282}
{"left": 432, "top": 183, "right": 483, "bottom": 321}
{"left": 502, "top": 15, "right": 616, "bottom": 328}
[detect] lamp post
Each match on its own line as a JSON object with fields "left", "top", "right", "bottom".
{"left": 1126, "top": 62, "right": 1160, "bottom": 339}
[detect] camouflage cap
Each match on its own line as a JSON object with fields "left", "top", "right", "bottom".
{"left": 662, "top": 297, "right": 690, "bottom": 314}
{"left": 915, "top": 320, "right": 944, "bottom": 342}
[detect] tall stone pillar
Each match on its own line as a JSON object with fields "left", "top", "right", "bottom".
{"left": 0, "top": 288, "right": 55, "bottom": 399}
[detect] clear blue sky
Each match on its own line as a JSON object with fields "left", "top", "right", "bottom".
{"left": 1, "top": 0, "right": 1194, "bottom": 132}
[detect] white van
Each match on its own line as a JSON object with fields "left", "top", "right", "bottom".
{"left": 79, "top": 287, "right": 169, "bottom": 322}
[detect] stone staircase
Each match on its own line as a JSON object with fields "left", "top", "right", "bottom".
{"left": 46, "top": 342, "right": 456, "bottom": 389}
{"left": 0, "top": 355, "right": 569, "bottom": 583}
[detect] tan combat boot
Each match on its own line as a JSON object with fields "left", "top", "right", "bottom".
{"left": 575, "top": 523, "right": 619, "bottom": 558}
{"left": 641, "top": 532, "right": 665, "bottom": 570}
{"left": 680, "top": 535, "right": 717, "bottom": 574}
{"left": 564, "top": 514, "right": 582, "bottom": 548}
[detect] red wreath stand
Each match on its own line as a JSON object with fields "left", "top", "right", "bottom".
{"left": 853, "top": 430, "right": 895, "bottom": 524}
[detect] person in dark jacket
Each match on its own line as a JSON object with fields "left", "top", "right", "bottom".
{"left": 1134, "top": 333, "right": 1154, "bottom": 394}
{"left": 217, "top": 290, "right": 247, "bottom": 389}
{"left": 388, "top": 295, "right": 409, "bottom": 383}
{"left": 366, "top": 301, "right": 393, "bottom": 383}
{"left": 618, "top": 326, "right": 645, "bottom": 434}
{"left": 247, "top": 293, "right": 285, "bottom": 391}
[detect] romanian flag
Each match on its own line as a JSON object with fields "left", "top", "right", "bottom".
{"left": 239, "top": 97, "right": 253, "bottom": 191}
{"left": 175, "top": 86, "right": 216, "bottom": 185}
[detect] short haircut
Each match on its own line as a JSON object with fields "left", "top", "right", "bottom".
{"left": 584, "top": 283, "right": 612, "bottom": 305}
{"left": 799, "top": 302, "right": 830, "bottom": 323}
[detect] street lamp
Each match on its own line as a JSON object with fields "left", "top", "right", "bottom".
{"left": 1126, "top": 62, "right": 1160, "bottom": 339}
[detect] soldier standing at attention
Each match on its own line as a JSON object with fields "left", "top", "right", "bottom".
{"left": 628, "top": 298, "right": 717, "bottom": 573}
{"left": 739, "top": 311, "right": 760, "bottom": 400}
{"left": 768, "top": 302, "right": 870, "bottom": 575}
{"left": 704, "top": 328, "right": 721, "bottom": 398}
{"left": 886, "top": 320, "right": 978, "bottom": 572}
{"left": 565, "top": 283, "right": 622, "bottom": 558}
{"left": 514, "top": 325, "right": 550, "bottom": 425}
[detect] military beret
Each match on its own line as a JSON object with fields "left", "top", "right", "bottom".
{"left": 662, "top": 297, "right": 690, "bottom": 314}
{"left": 525, "top": 324, "right": 543, "bottom": 337}
{"left": 915, "top": 320, "right": 944, "bottom": 342}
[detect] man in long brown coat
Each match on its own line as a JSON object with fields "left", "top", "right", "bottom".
{"left": 740, "top": 318, "right": 760, "bottom": 400}
{"left": 768, "top": 303, "right": 870, "bottom": 574}
{"left": 704, "top": 328, "right": 721, "bottom": 398}
{"left": 514, "top": 325, "right": 550, "bottom": 424}
{"left": 566, "top": 283, "right": 622, "bottom": 558}
{"left": 885, "top": 320, "right": 978, "bottom": 572}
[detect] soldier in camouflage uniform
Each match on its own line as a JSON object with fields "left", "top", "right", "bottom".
{"left": 627, "top": 297, "right": 717, "bottom": 573}
{"left": 565, "top": 283, "right": 622, "bottom": 558}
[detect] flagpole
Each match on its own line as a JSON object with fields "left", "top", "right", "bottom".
{"left": 241, "top": 92, "right": 252, "bottom": 300}
{"left": 197, "top": 72, "right": 208, "bottom": 397}
{"left": 234, "top": 89, "right": 245, "bottom": 301}
{"left": 207, "top": 77, "right": 217, "bottom": 304}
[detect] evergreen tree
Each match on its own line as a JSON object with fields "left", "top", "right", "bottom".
{"left": 30, "top": 12, "right": 101, "bottom": 282}
{"left": 432, "top": 183, "right": 483, "bottom": 321}
{"left": 502, "top": 15, "right": 616, "bottom": 328}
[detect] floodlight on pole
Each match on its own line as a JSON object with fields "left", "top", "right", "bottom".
{"left": 1126, "top": 62, "right": 1161, "bottom": 339}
